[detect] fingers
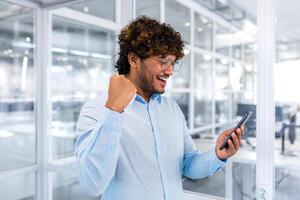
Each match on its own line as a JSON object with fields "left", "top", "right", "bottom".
{"left": 235, "top": 128, "right": 242, "bottom": 144}
{"left": 228, "top": 139, "right": 236, "bottom": 152}
{"left": 239, "top": 125, "right": 245, "bottom": 137}
{"left": 231, "top": 132, "right": 240, "bottom": 150}
{"left": 219, "top": 127, "right": 244, "bottom": 158}
{"left": 226, "top": 127, "right": 243, "bottom": 144}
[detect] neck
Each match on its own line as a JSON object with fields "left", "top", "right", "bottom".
{"left": 126, "top": 72, "right": 152, "bottom": 102}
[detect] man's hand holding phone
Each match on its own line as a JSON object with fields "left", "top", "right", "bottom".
{"left": 216, "top": 111, "right": 253, "bottom": 160}
{"left": 214, "top": 111, "right": 252, "bottom": 160}
{"left": 215, "top": 126, "right": 244, "bottom": 160}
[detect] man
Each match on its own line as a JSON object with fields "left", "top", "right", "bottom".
{"left": 75, "top": 16, "right": 243, "bottom": 200}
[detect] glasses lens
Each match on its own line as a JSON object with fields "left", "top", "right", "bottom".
{"left": 173, "top": 60, "right": 183, "bottom": 72}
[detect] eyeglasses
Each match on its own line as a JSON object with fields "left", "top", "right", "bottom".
{"left": 150, "top": 57, "right": 183, "bottom": 72}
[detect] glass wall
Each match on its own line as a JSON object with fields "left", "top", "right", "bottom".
{"left": 47, "top": 0, "right": 118, "bottom": 199}
{"left": 165, "top": 0, "right": 191, "bottom": 44}
{"left": 50, "top": 166, "right": 98, "bottom": 200}
{"left": 0, "top": 0, "right": 36, "bottom": 177}
{"left": 215, "top": 23, "right": 230, "bottom": 56}
{"left": 274, "top": 0, "right": 300, "bottom": 199}
{"left": 136, "top": 0, "right": 160, "bottom": 20}
{"left": 0, "top": 171, "right": 36, "bottom": 199}
{"left": 50, "top": 15, "right": 115, "bottom": 160}
{"left": 68, "top": 0, "right": 115, "bottom": 21}
{"left": 194, "top": 13, "right": 213, "bottom": 50}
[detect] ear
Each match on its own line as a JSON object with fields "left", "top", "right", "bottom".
{"left": 128, "top": 52, "right": 140, "bottom": 70}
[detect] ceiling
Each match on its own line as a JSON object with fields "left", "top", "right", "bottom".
{"left": 4, "top": 0, "right": 300, "bottom": 46}
{"left": 26, "top": 0, "right": 81, "bottom": 7}
{"left": 22, "top": 0, "right": 300, "bottom": 42}
{"left": 28, "top": 0, "right": 60, "bottom": 3}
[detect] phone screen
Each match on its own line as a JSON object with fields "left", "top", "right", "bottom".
{"left": 219, "top": 111, "right": 253, "bottom": 151}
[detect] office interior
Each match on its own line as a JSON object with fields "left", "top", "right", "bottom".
{"left": 0, "top": 0, "right": 299, "bottom": 199}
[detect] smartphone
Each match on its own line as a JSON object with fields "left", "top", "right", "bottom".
{"left": 219, "top": 111, "right": 253, "bottom": 151}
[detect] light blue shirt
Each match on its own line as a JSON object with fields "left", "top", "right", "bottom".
{"left": 75, "top": 92, "right": 226, "bottom": 200}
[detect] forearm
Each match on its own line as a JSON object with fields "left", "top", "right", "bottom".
{"left": 182, "top": 148, "right": 226, "bottom": 179}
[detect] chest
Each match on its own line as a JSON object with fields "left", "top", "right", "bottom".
{"left": 120, "top": 103, "right": 184, "bottom": 159}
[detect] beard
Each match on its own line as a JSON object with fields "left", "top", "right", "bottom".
{"left": 137, "top": 62, "right": 166, "bottom": 95}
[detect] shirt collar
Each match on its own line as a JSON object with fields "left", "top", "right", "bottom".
{"left": 151, "top": 93, "right": 161, "bottom": 103}
{"left": 135, "top": 93, "right": 161, "bottom": 104}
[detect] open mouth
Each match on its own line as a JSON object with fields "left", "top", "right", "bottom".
{"left": 157, "top": 77, "right": 167, "bottom": 85}
{"left": 157, "top": 77, "right": 168, "bottom": 83}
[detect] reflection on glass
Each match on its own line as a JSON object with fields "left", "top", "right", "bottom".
{"left": 0, "top": 2, "right": 35, "bottom": 171}
{"left": 194, "top": 12, "right": 213, "bottom": 50}
{"left": 232, "top": 162, "right": 256, "bottom": 200}
{"left": 168, "top": 92, "right": 189, "bottom": 127}
{"left": 51, "top": 166, "right": 99, "bottom": 200}
{"left": 136, "top": 0, "right": 160, "bottom": 20}
{"left": 51, "top": 16, "right": 115, "bottom": 159}
{"left": 215, "top": 57, "right": 229, "bottom": 90}
{"left": 194, "top": 92, "right": 212, "bottom": 128}
{"left": 215, "top": 91, "right": 230, "bottom": 123}
{"left": 215, "top": 23, "right": 230, "bottom": 56}
{"left": 167, "top": 53, "right": 190, "bottom": 89}
{"left": 194, "top": 53, "right": 212, "bottom": 90}
{"left": 0, "top": 171, "right": 36, "bottom": 199}
{"left": 68, "top": 0, "right": 115, "bottom": 21}
{"left": 165, "top": 0, "right": 191, "bottom": 43}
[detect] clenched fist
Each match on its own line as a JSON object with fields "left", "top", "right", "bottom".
{"left": 105, "top": 74, "right": 137, "bottom": 113}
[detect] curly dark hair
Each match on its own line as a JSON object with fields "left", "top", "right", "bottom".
{"left": 115, "top": 16, "right": 185, "bottom": 75}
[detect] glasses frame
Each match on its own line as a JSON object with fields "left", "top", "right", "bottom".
{"left": 147, "top": 56, "right": 183, "bottom": 72}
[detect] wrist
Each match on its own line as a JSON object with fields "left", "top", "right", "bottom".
{"left": 215, "top": 146, "right": 227, "bottom": 161}
{"left": 105, "top": 100, "right": 123, "bottom": 113}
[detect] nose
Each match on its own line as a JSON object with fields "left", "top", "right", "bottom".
{"left": 163, "top": 64, "right": 174, "bottom": 76}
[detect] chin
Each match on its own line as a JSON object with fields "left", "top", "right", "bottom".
{"left": 153, "top": 83, "right": 166, "bottom": 94}
{"left": 155, "top": 88, "right": 165, "bottom": 94}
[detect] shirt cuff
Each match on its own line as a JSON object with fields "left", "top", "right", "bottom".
{"left": 210, "top": 147, "right": 227, "bottom": 167}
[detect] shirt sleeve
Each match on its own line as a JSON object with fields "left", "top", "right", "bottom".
{"left": 177, "top": 105, "right": 226, "bottom": 179}
{"left": 74, "top": 99, "right": 123, "bottom": 196}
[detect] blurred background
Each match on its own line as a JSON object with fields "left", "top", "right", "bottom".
{"left": 0, "top": 0, "right": 299, "bottom": 199}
